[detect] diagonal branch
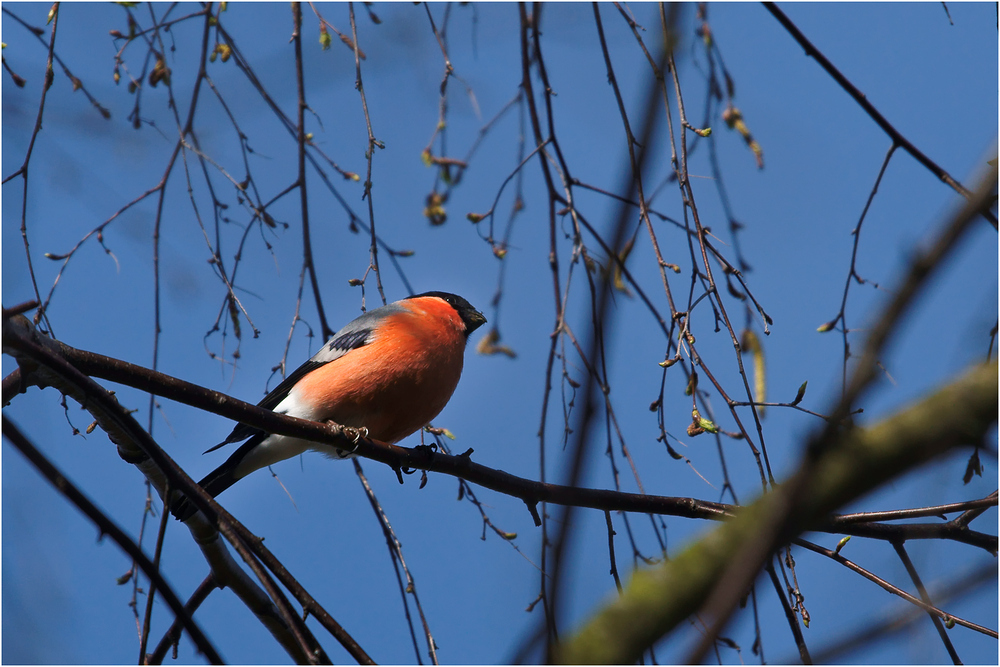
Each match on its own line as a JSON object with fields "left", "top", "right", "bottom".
{"left": 2, "top": 313, "right": 369, "bottom": 665}
{"left": 1, "top": 416, "right": 223, "bottom": 665}
{"left": 762, "top": 1, "right": 998, "bottom": 230}
{"left": 794, "top": 538, "right": 995, "bottom": 638}
{"left": 148, "top": 574, "right": 220, "bottom": 664}
{"left": 682, "top": 161, "right": 998, "bottom": 662}
{"left": 892, "top": 541, "right": 961, "bottom": 663}
{"left": 555, "top": 358, "right": 997, "bottom": 664}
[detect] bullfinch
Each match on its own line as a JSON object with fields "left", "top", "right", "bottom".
{"left": 172, "top": 291, "right": 486, "bottom": 520}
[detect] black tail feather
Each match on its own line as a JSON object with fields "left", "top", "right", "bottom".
{"left": 171, "top": 435, "right": 265, "bottom": 521}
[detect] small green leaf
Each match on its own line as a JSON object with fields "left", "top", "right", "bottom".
{"left": 698, "top": 417, "right": 719, "bottom": 434}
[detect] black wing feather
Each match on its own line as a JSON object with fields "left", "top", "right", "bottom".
{"left": 173, "top": 432, "right": 269, "bottom": 520}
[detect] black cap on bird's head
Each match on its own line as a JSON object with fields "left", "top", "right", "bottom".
{"left": 409, "top": 291, "right": 487, "bottom": 337}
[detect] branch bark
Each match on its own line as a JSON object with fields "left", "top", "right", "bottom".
{"left": 3, "top": 316, "right": 995, "bottom": 553}
{"left": 556, "top": 359, "right": 997, "bottom": 664}
{"left": 1, "top": 313, "right": 368, "bottom": 665}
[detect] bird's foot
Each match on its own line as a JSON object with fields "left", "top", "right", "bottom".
{"left": 345, "top": 425, "right": 368, "bottom": 443}
{"left": 335, "top": 424, "right": 368, "bottom": 456}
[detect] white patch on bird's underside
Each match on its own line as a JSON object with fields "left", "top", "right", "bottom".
{"left": 230, "top": 386, "right": 358, "bottom": 478}
{"left": 233, "top": 433, "right": 313, "bottom": 479}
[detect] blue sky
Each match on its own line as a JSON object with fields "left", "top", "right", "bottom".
{"left": 3, "top": 2, "right": 997, "bottom": 664}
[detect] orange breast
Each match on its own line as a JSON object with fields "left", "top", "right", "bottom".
{"left": 289, "top": 301, "right": 468, "bottom": 443}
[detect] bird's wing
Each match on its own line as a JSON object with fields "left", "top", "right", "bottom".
{"left": 205, "top": 303, "right": 405, "bottom": 453}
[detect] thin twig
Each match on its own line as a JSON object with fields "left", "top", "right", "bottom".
{"left": 762, "top": 2, "right": 997, "bottom": 229}
{"left": 892, "top": 541, "right": 961, "bottom": 664}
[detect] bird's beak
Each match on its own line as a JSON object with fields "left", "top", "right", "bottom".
{"left": 467, "top": 310, "right": 487, "bottom": 334}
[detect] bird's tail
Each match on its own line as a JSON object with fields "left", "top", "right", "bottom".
{"left": 170, "top": 435, "right": 264, "bottom": 521}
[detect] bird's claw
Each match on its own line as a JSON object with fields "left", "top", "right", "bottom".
{"left": 330, "top": 423, "right": 368, "bottom": 456}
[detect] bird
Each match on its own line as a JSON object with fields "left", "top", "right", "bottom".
{"left": 172, "top": 291, "right": 486, "bottom": 521}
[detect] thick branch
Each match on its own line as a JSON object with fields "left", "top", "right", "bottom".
{"left": 1, "top": 416, "right": 223, "bottom": 664}
{"left": 682, "top": 161, "right": 998, "bottom": 662}
{"left": 5, "top": 308, "right": 996, "bottom": 665}
{"left": 2, "top": 314, "right": 368, "bottom": 665}
{"left": 556, "top": 359, "right": 997, "bottom": 664}
{"left": 3, "top": 318, "right": 995, "bottom": 554}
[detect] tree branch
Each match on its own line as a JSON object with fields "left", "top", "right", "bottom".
{"left": 762, "top": 1, "right": 998, "bottom": 230}
{"left": 555, "top": 359, "right": 997, "bottom": 664}
{"left": 1, "top": 313, "right": 369, "bottom": 665}
{"left": 1, "top": 416, "right": 223, "bottom": 665}
{"left": 4, "top": 316, "right": 995, "bottom": 554}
